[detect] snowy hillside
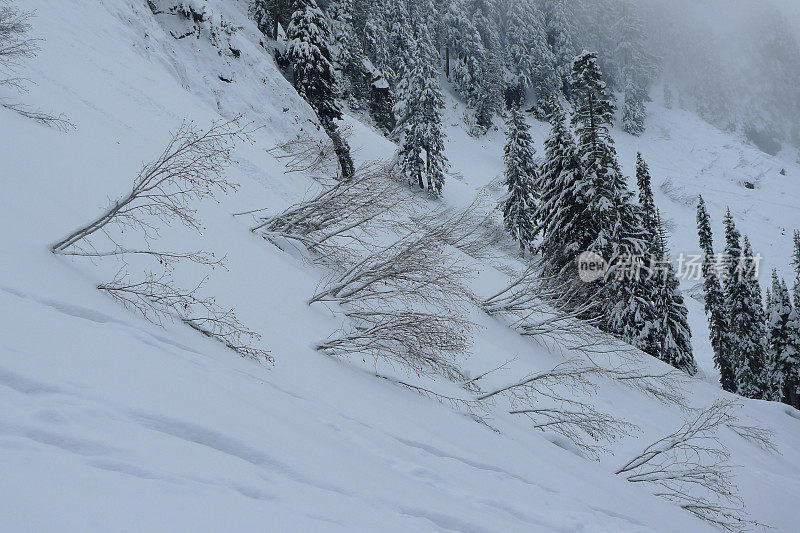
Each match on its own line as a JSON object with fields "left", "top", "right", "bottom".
{"left": 2, "top": 1, "right": 800, "bottom": 532}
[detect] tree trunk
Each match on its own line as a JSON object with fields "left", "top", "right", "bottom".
{"left": 445, "top": 47, "right": 450, "bottom": 79}
{"left": 272, "top": 16, "right": 279, "bottom": 41}
{"left": 323, "top": 120, "right": 355, "bottom": 181}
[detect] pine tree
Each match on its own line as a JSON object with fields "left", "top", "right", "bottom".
{"left": 249, "top": 0, "right": 293, "bottom": 40}
{"left": 696, "top": 197, "right": 735, "bottom": 391}
{"left": 542, "top": 0, "right": 576, "bottom": 98}
{"left": 793, "top": 229, "right": 800, "bottom": 281}
{"left": 287, "top": 0, "right": 355, "bottom": 180}
{"left": 723, "top": 211, "right": 768, "bottom": 398}
{"left": 614, "top": 2, "right": 655, "bottom": 136}
{"left": 498, "top": 0, "right": 557, "bottom": 111}
{"left": 765, "top": 271, "right": 800, "bottom": 404}
{"left": 249, "top": 0, "right": 274, "bottom": 37}
{"left": 535, "top": 103, "right": 593, "bottom": 276}
{"left": 328, "top": 0, "right": 371, "bottom": 109}
{"left": 635, "top": 153, "right": 658, "bottom": 242}
{"left": 502, "top": 108, "right": 538, "bottom": 253}
{"left": 395, "top": 33, "right": 448, "bottom": 195}
{"left": 570, "top": 51, "right": 621, "bottom": 263}
{"left": 651, "top": 211, "right": 697, "bottom": 374}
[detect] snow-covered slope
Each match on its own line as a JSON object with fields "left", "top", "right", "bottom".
{"left": 2, "top": 1, "right": 800, "bottom": 531}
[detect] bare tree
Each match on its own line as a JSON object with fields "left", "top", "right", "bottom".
{"left": 52, "top": 118, "right": 269, "bottom": 362}
{"left": 726, "top": 423, "right": 778, "bottom": 453}
{"left": 477, "top": 359, "right": 638, "bottom": 459}
{"left": 264, "top": 124, "right": 353, "bottom": 176}
{"left": 317, "top": 305, "right": 473, "bottom": 384}
{"left": 0, "top": 2, "right": 73, "bottom": 130}
{"left": 482, "top": 264, "right": 600, "bottom": 345}
{"left": 308, "top": 227, "right": 471, "bottom": 308}
{"left": 52, "top": 118, "right": 250, "bottom": 254}
{"left": 405, "top": 196, "right": 505, "bottom": 263}
{"left": 99, "top": 270, "right": 271, "bottom": 362}
{"left": 615, "top": 400, "right": 761, "bottom": 531}
{"left": 244, "top": 161, "right": 410, "bottom": 263}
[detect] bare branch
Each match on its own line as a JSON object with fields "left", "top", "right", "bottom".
{"left": 99, "top": 270, "right": 271, "bottom": 363}
{"left": 51, "top": 118, "right": 252, "bottom": 253}
{"left": 248, "top": 160, "right": 411, "bottom": 264}
{"left": 308, "top": 224, "right": 471, "bottom": 308}
{"left": 1, "top": 102, "right": 75, "bottom": 131}
{"left": 615, "top": 400, "right": 760, "bottom": 531}
{"left": 727, "top": 423, "right": 779, "bottom": 453}
{"left": 478, "top": 359, "right": 637, "bottom": 458}
{"left": 317, "top": 305, "right": 473, "bottom": 384}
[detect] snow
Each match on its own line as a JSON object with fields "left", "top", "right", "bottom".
{"left": 1, "top": 0, "right": 800, "bottom": 531}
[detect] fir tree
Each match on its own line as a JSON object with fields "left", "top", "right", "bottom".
{"left": 502, "top": 108, "right": 538, "bottom": 253}
{"left": 765, "top": 271, "right": 800, "bottom": 404}
{"left": 793, "top": 229, "right": 800, "bottom": 280}
{"left": 635, "top": 153, "right": 658, "bottom": 242}
{"left": 287, "top": 0, "right": 355, "bottom": 180}
{"left": 723, "top": 211, "right": 767, "bottom": 398}
{"left": 542, "top": 0, "right": 576, "bottom": 97}
{"left": 395, "top": 33, "right": 448, "bottom": 195}
{"left": 570, "top": 51, "right": 621, "bottom": 263}
{"left": 696, "top": 196, "right": 735, "bottom": 391}
{"left": 249, "top": 0, "right": 293, "bottom": 40}
{"left": 651, "top": 211, "right": 697, "bottom": 374}
{"left": 249, "top": 0, "right": 274, "bottom": 37}
{"left": 499, "top": 0, "right": 557, "bottom": 111}
{"left": 614, "top": 2, "right": 655, "bottom": 135}
{"left": 535, "top": 103, "right": 593, "bottom": 276}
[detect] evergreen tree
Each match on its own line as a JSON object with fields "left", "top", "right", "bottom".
{"left": 395, "top": 33, "right": 448, "bottom": 195}
{"left": 249, "top": 0, "right": 274, "bottom": 37}
{"left": 498, "top": 0, "right": 557, "bottom": 111}
{"left": 696, "top": 196, "right": 735, "bottom": 391}
{"left": 287, "top": 0, "right": 355, "bottom": 180}
{"left": 614, "top": 2, "right": 656, "bottom": 135}
{"left": 249, "top": 0, "right": 293, "bottom": 40}
{"left": 535, "top": 103, "right": 593, "bottom": 276}
{"left": 651, "top": 211, "right": 697, "bottom": 374}
{"left": 793, "top": 229, "right": 800, "bottom": 281}
{"left": 328, "top": 0, "right": 371, "bottom": 109}
{"left": 723, "top": 211, "right": 767, "bottom": 398}
{"left": 447, "top": 0, "right": 502, "bottom": 132}
{"left": 570, "top": 51, "right": 628, "bottom": 265}
{"left": 542, "top": 0, "right": 577, "bottom": 97}
{"left": 635, "top": 153, "right": 658, "bottom": 242}
{"left": 765, "top": 271, "right": 799, "bottom": 404}
{"left": 502, "top": 108, "right": 538, "bottom": 253}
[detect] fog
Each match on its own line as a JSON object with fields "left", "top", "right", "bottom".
{"left": 636, "top": 0, "right": 800, "bottom": 152}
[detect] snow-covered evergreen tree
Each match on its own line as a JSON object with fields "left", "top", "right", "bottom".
{"left": 327, "top": 0, "right": 370, "bottom": 108}
{"left": 570, "top": 51, "right": 626, "bottom": 263}
{"left": 542, "top": 0, "right": 576, "bottom": 97}
{"left": 249, "top": 0, "right": 293, "bottom": 40}
{"left": 502, "top": 108, "right": 538, "bottom": 253}
{"left": 395, "top": 33, "right": 448, "bottom": 195}
{"left": 535, "top": 103, "right": 593, "bottom": 276}
{"left": 287, "top": 0, "right": 355, "bottom": 179}
{"left": 613, "top": 1, "right": 656, "bottom": 135}
{"left": 249, "top": 0, "right": 274, "bottom": 37}
{"left": 723, "top": 211, "right": 767, "bottom": 398}
{"left": 651, "top": 211, "right": 697, "bottom": 374}
{"left": 635, "top": 153, "right": 658, "bottom": 242}
{"left": 765, "top": 271, "right": 799, "bottom": 403}
{"left": 696, "top": 196, "right": 735, "bottom": 391}
{"left": 498, "top": 0, "right": 557, "bottom": 111}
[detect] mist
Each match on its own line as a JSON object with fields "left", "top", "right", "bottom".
{"left": 635, "top": 0, "right": 800, "bottom": 153}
